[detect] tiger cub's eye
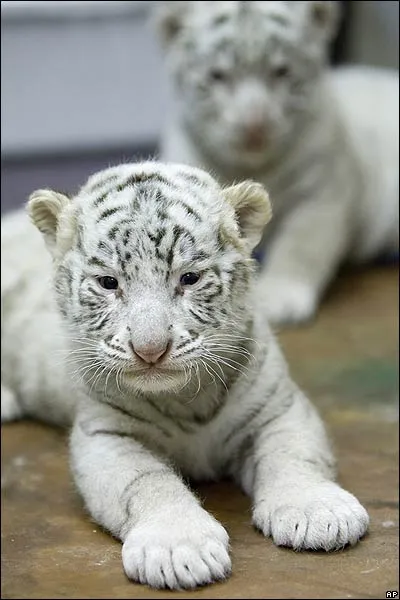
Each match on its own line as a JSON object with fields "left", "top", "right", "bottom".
{"left": 97, "top": 276, "right": 119, "bottom": 290}
{"left": 180, "top": 272, "right": 201, "bottom": 286}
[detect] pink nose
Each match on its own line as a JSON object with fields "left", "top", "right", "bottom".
{"left": 243, "top": 123, "right": 266, "bottom": 148}
{"left": 132, "top": 342, "right": 170, "bottom": 364}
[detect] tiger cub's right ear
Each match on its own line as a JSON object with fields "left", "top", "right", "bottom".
{"left": 27, "top": 189, "right": 72, "bottom": 256}
{"left": 154, "top": 1, "right": 191, "bottom": 47}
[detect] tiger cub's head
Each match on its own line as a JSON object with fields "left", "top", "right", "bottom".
{"left": 156, "top": 1, "right": 339, "bottom": 170}
{"left": 28, "top": 162, "right": 271, "bottom": 395}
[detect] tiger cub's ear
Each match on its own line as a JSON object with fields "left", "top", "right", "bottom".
{"left": 223, "top": 181, "right": 272, "bottom": 251}
{"left": 27, "top": 189, "right": 75, "bottom": 258}
{"left": 307, "top": 1, "right": 341, "bottom": 40}
{"left": 154, "top": 1, "right": 191, "bottom": 47}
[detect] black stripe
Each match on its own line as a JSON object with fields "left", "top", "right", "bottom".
{"left": 107, "top": 219, "right": 133, "bottom": 242}
{"left": 189, "top": 308, "right": 210, "bottom": 325}
{"left": 191, "top": 250, "right": 210, "bottom": 262}
{"left": 88, "top": 312, "right": 111, "bottom": 332}
{"left": 148, "top": 227, "right": 167, "bottom": 249}
{"left": 269, "top": 13, "right": 289, "bottom": 26}
{"left": 88, "top": 256, "right": 108, "bottom": 269}
{"left": 79, "top": 299, "right": 99, "bottom": 310}
{"left": 188, "top": 329, "right": 199, "bottom": 340}
{"left": 156, "top": 208, "right": 169, "bottom": 222}
{"left": 116, "top": 173, "right": 170, "bottom": 193}
{"left": 86, "top": 429, "right": 135, "bottom": 439}
{"left": 222, "top": 402, "right": 269, "bottom": 446}
{"left": 115, "top": 244, "right": 127, "bottom": 274}
{"left": 104, "top": 341, "right": 127, "bottom": 354}
{"left": 203, "top": 284, "right": 223, "bottom": 303}
{"left": 174, "top": 338, "right": 192, "bottom": 351}
{"left": 190, "top": 400, "right": 226, "bottom": 425}
{"left": 121, "top": 468, "right": 172, "bottom": 532}
{"left": 98, "top": 397, "right": 173, "bottom": 438}
{"left": 123, "top": 230, "right": 131, "bottom": 246}
{"left": 97, "top": 206, "right": 125, "bottom": 222}
{"left": 108, "top": 224, "right": 121, "bottom": 240}
{"left": 200, "top": 281, "right": 217, "bottom": 292}
{"left": 142, "top": 396, "right": 195, "bottom": 434}
{"left": 212, "top": 13, "right": 229, "bottom": 26}
{"left": 167, "top": 225, "right": 185, "bottom": 268}
{"left": 89, "top": 174, "right": 119, "bottom": 194}
{"left": 93, "top": 192, "right": 109, "bottom": 207}
{"left": 226, "top": 390, "right": 294, "bottom": 450}
{"left": 169, "top": 417, "right": 196, "bottom": 434}
{"left": 86, "top": 284, "right": 103, "bottom": 297}
{"left": 176, "top": 172, "right": 206, "bottom": 189}
{"left": 175, "top": 199, "right": 202, "bottom": 222}
{"left": 97, "top": 240, "right": 113, "bottom": 256}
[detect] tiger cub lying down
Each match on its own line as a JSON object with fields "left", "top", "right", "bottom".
{"left": 156, "top": 0, "right": 399, "bottom": 325}
{"left": 1, "top": 162, "right": 368, "bottom": 589}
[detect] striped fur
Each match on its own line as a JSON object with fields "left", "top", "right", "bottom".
{"left": 156, "top": 0, "right": 399, "bottom": 325}
{"left": 1, "top": 162, "right": 368, "bottom": 589}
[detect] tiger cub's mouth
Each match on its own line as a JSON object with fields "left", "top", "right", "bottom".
{"left": 124, "top": 365, "right": 182, "bottom": 377}
{"left": 121, "top": 364, "right": 190, "bottom": 394}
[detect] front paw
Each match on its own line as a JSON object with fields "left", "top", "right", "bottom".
{"left": 122, "top": 509, "right": 231, "bottom": 589}
{"left": 259, "top": 276, "right": 317, "bottom": 326}
{"left": 253, "top": 482, "right": 369, "bottom": 551}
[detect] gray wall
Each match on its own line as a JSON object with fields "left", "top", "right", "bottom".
{"left": 1, "top": 0, "right": 169, "bottom": 157}
{"left": 345, "top": 1, "right": 399, "bottom": 70}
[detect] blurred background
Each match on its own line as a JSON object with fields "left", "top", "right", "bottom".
{"left": 1, "top": 0, "right": 399, "bottom": 214}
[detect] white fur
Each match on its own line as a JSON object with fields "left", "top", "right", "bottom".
{"left": 122, "top": 506, "right": 231, "bottom": 588}
{"left": 1, "top": 162, "right": 368, "bottom": 589}
{"left": 156, "top": 0, "right": 399, "bottom": 325}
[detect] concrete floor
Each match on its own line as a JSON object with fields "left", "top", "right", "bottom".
{"left": 1, "top": 265, "right": 399, "bottom": 599}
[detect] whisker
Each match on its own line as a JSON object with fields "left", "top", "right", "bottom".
{"left": 86, "top": 363, "right": 108, "bottom": 395}
{"left": 53, "top": 348, "right": 99, "bottom": 362}
{"left": 67, "top": 360, "right": 104, "bottom": 384}
{"left": 65, "top": 347, "right": 99, "bottom": 355}
{"left": 54, "top": 335, "right": 99, "bottom": 346}
{"left": 116, "top": 367, "right": 124, "bottom": 395}
{"left": 206, "top": 344, "right": 254, "bottom": 361}
{"left": 61, "top": 353, "right": 99, "bottom": 365}
{"left": 213, "top": 359, "right": 248, "bottom": 380}
{"left": 194, "top": 363, "right": 202, "bottom": 396}
{"left": 205, "top": 333, "right": 260, "bottom": 348}
{"left": 184, "top": 364, "right": 201, "bottom": 404}
{"left": 201, "top": 358, "right": 228, "bottom": 391}
{"left": 202, "top": 346, "right": 252, "bottom": 370}
{"left": 92, "top": 365, "right": 110, "bottom": 396}
{"left": 104, "top": 366, "right": 115, "bottom": 400}
{"left": 202, "top": 351, "right": 249, "bottom": 382}
{"left": 176, "top": 365, "right": 192, "bottom": 393}
{"left": 206, "top": 352, "right": 251, "bottom": 373}
{"left": 199, "top": 358, "right": 216, "bottom": 388}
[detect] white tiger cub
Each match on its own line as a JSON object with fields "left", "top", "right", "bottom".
{"left": 155, "top": 0, "right": 399, "bottom": 325}
{"left": 1, "top": 162, "right": 368, "bottom": 590}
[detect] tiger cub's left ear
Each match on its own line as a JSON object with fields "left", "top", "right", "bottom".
{"left": 307, "top": 1, "right": 340, "bottom": 40}
{"left": 223, "top": 181, "right": 272, "bottom": 251}
{"left": 27, "top": 189, "right": 74, "bottom": 257}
